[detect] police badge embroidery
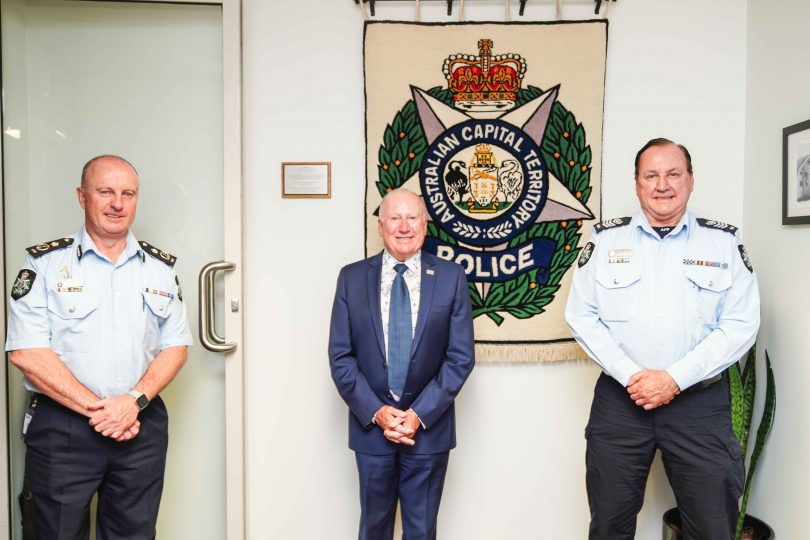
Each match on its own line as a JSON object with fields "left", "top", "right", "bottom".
{"left": 738, "top": 244, "right": 754, "bottom": 273}
{"left": 578, "top": 242, "right": 595, "bottom": 268}
{"left": 374, "top": 39, "right": 595, "bottom": 325}
{"left": 11, "top": 269, "right": 36, "bottom": 300}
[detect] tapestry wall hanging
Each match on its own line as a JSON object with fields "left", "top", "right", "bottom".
{"left": 364, "top": 21, "right": 607, "bottom": 362}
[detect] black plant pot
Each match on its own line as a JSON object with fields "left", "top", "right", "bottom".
{"left": 663, "top": 507, "right": 774, "bottom": 540}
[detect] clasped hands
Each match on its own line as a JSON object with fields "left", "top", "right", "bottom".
{"left": 87, "top": 394, "right": 142, "bottom": 442}
{"left": 375, "top": 405, "right": 421, "bottom": 446}
{"left": 626, "top": 369, "right": 680, "bottom": 410}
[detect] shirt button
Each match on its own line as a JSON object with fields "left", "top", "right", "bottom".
{"left": 708, "top": 281, "right": 714, "bottom": 287}
{"left": 613, "top": 279, "right": 619, "bottom": 285}
{"left": 158, "top": 305, "right": 165, "bottom": 312}
{"left": 68, "top": 306, "right": 75, "bottom": 313}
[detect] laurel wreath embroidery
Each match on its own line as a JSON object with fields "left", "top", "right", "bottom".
{"left": 485, "top": 222, "right": 513, "bottom": 239}
{"left": 375, "top": 85, "right": 593, "bottom": 325}
{"left": 452, "top": 222, "right": 483, "bottom": 239}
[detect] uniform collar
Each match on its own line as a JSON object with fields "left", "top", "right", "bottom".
{"left": 635, "top": 210, "right": 691, "bottom": 240}
{"left": 78, "top": 226, "right": 140, "bottom": 263}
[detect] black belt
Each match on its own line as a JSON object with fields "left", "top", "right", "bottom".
{"left": 683, "top": 373, "right": 724, "bottom": 393}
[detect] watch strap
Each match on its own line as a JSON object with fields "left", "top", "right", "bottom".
{"left": 128, "top": 390, "right": 149, "bottom": 411}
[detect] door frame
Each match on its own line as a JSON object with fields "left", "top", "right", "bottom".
{"left": 0, "top": 1, "right": 245, "bottom": 538}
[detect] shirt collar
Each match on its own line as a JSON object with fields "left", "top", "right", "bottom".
{"left": 382, "top": 250, "right": 421, "bottom": 274}
{"left": 78, "top": 226, "right": 140, "bottom": 263}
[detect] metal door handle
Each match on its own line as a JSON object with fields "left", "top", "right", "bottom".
{"left": 198, "top": 261, "right": 237, "bottom": 353}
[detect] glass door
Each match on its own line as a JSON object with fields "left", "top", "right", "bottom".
{"left": 0, "top": 0, "right": 243, "bottom": 538}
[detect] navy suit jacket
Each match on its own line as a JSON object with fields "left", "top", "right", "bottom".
{"left": 329, "top": 251, "right": 475, "bottom": 455}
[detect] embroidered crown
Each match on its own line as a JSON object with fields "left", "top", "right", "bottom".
{"left": 443, "top": 39, "right": 526, "bottom": 113}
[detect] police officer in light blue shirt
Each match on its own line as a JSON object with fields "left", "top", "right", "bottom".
{"left": 6, "top": 155, "right": 192, "bottom": 539}
{"left": 565, "top": 138, "right": 760, "bottom": 540}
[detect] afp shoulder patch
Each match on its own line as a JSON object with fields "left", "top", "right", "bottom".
{"left": 738, "top": 244, "right": 753, "bottom": 273}
{"left": 11, "top": 269, "right": 36, "bottom": 300}
{"left": 594, "top": 217, "right": 631, "bottom": 233}
{"left": 26, "top": 237, "right": 74, "bottom": 258}
{"left": 696, "top": 218, "right": 738, "bottom": 235}
{"left": 578, "top": 242, "right": 595, "bottom": 268}
{"left": 139, "top": 241, "right": 177, "bottom": 267}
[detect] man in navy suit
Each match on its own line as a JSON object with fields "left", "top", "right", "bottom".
{"left": 329, "top": 188, "right": 475, "bottom": 540}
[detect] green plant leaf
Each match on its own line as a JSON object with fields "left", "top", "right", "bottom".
{"left": 735, "top": 350, "right": 776, "bottom": 540}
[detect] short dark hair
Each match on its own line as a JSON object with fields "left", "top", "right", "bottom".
{"left": 80, "top": 154, "right": 138, "bottom": 189}
{"left": 634, "top": 138, "right": 693, "bottom": 177}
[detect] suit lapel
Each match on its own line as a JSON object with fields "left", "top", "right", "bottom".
{"left": 411, "top": 252, "right": 436, "bottom": 356}
{"left": 367, "top": 253, "right": 386, "bottom": 359}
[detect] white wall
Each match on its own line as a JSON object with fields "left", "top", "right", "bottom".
{"left": 743, "top": 0, "right": 810, "bottom": 536}
{"left": 242, "top": 0, "right": 747, "bottom": 538}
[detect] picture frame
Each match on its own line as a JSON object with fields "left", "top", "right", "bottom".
{"left": 281, "top": 162, "right": 331, "bottom": 199}
{"left": 782, "top": 119, "right": 810, "bottom": 225}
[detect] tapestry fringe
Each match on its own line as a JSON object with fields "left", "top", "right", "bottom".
{"left": 475, "top": 341, "right": 587, "bottom": 363}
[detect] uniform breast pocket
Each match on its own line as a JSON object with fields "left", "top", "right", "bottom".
{"left": 141, "top": 290, "right": 174, "bottom": 346}
{"left": 46, "top": 290, "right": 99, "bottom": 352}
{"left": 685, "top": 267, "right": 731, "bottom": 325}
{"left": 595, "top": 265, "right": 641, "bottom": 322}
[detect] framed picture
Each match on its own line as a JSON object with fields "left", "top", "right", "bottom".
{"left": 783, "top": 119, "right": 810, "bottom": 225}
{"left": 282, "top": 162, "right": 331, "bottom": 198}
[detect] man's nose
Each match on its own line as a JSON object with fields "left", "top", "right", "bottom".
{"left": 110, "top": 194, "right": 124, "bottom": 208}
{"left": 655, "top": 176, "right": 669, "bottom": 191}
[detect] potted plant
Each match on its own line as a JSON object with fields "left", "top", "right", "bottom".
{"left": 663, "top": 346, "right": 776, "bottom": 540}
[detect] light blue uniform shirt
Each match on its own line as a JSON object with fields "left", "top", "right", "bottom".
{"left": 565, "top": 210, "right": 760, "bottom": 390}
{"left": 6, "top": 227, "right": 193, "bottom": 398}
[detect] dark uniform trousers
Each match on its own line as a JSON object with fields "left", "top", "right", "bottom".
{"left": 585, "top": 373, "right": 744, "bottom": 540}
{"left": 24, "top": 394, "right": 169, "bottom": 540}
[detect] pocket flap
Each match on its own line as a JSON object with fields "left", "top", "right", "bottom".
{"left": 141, "top": 289, "right": 173, "bottom": 319}
{"left": 596, "top": 265, "right": 641, "bottom": 290}
{"left": 47, "top": 291, "right": 97, "bottom": 319}
{"left": 685, "top": 268, "right": 731, "bottom": 293}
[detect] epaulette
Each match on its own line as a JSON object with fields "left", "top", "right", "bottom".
{"left": 696, "top": 218, "right": 738, "bottom": 236}
{"left": 139, "top": 241, "right": 177, "bottom": 267}
{"left": 593, "top": 217, "right": 631, "bottom": 233}
{"left": 26, "top": 237, "right": 74, "bottom": 258}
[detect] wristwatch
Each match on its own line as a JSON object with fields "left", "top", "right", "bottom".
{"left": 128, "top": 390, "right": 150, "bottom": 411}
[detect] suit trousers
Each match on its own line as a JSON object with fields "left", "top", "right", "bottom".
{"left": 585, "top": 373, "right": 744, "bottom": 540}
{"left": 355, "top": 450, "right": 450, "bottom": 540}
{"left": 24, "top": 393, "right": 169, "bottom": 540}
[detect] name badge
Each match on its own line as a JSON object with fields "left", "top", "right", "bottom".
{"left": 608, "top": 248, "right": 632, "bottom": 264}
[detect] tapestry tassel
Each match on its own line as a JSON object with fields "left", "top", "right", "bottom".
{"left": 505, "top": 0, "right": 511, "bottom": 21}
{"left": 556, "top": 0, "right": 562, "bottom": 21}
{"left": 459, "top": 0, "right": 465, "bottom": 21}
{"left": 415, "top": 0, "right": 421, "bottom": 21}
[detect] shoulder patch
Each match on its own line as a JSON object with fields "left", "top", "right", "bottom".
{"left": 738, "top": 244, "right": 754, "bottom": 273}
{"left": 578, "top": 242, "right": 595, "bottom": 268}
{"left": 11, "top": 269, "right": 36, "bottom": 300}
{"left": 139, "top": 241, "right": 177, "bottom": 267}
{"left": 594, "top": 217, "right": 631, "bottom": 233}
{"left": 26, "top": 237, "right": 74, "bottom": 258}
{"left": 696, "top": 218, "right": 738, "bottom": 235}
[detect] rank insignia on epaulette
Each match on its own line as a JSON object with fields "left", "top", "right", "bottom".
{"left": 139, "top": 241, "right": 177, "bottom": 267}
{"left": 26, "top": 238, "right": 74, "bottom": 258}
{"left": 594, "top": 217, "right": 631, "bottom": 233}
{"left": 696, "top": 218, "right": 738, "bottom": 235}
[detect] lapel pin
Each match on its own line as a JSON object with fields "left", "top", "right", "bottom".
{"left": 426, "top": 268, "right": 435, "bottom": 275}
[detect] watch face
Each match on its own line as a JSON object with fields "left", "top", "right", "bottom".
{"left": 136, "top": 394, "right": 149, "bottom": 410}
